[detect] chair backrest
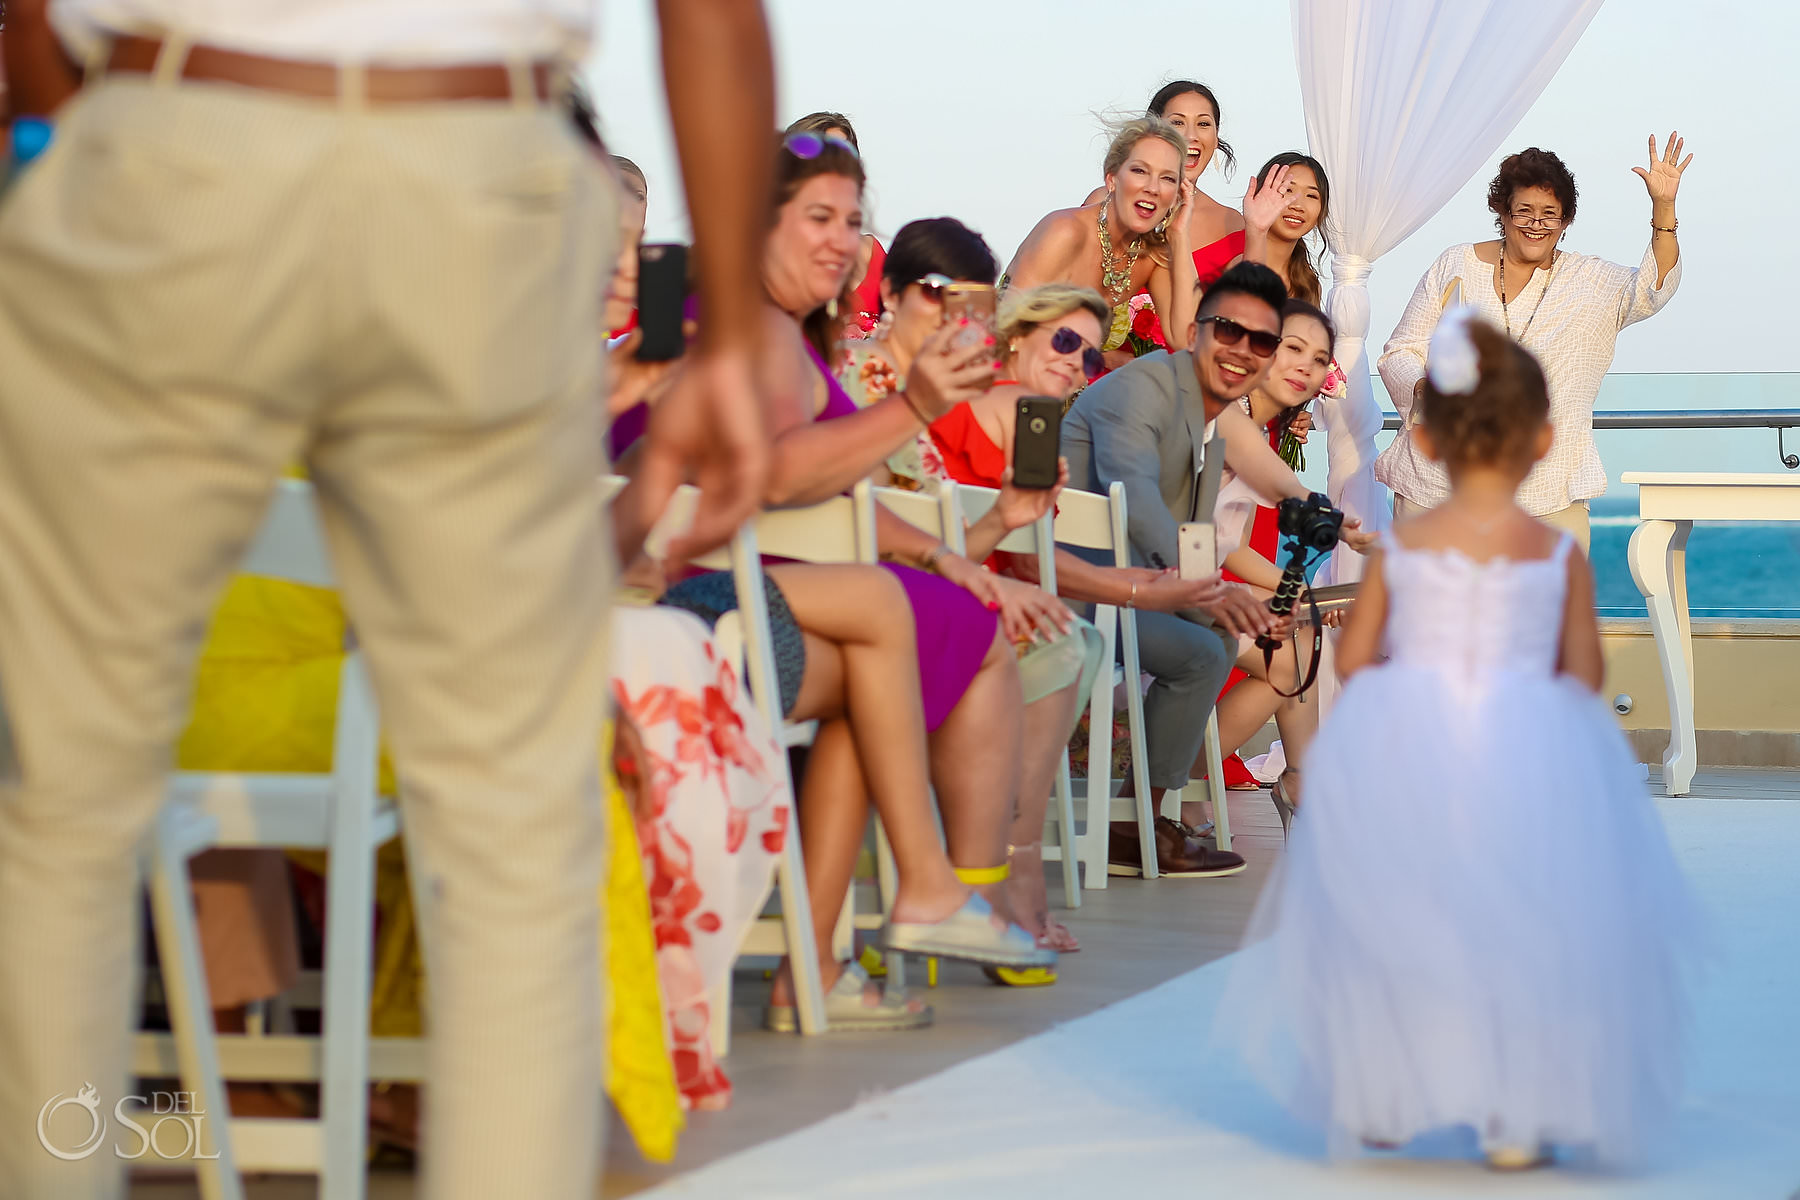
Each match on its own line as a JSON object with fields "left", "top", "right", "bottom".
{"left": 953, "top": 484, "right": 1058, "bottom": 591}
{"left": 240, "top": 479, "right": 337, "bottom": 588}
{"left": 1052, "top": 482, "right": 1131, "bottom": 569}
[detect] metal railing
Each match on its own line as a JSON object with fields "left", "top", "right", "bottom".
{"left": 1374, "top": 408, "right": 1800, "bottom": 469}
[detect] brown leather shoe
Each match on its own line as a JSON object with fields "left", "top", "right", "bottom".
{"left": 1107, "top": 817, "right": 1246, "bottom": 878}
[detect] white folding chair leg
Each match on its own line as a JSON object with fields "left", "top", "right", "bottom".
{"left": 1203, "top": 713, "right": 1231, "bottom": 852}
{"left": 1119, "top": 612, "right": 1158, "bottom": 880}
{"left": 145, "top": 812, "right": 245, "bottom": 1200}
{"left": 1079, "top": 612, "right": 1117, "bottom": 891}
{"left": 319, "top": 657, "right": 378, "bottom": 1200}
{"left": 1052, "top": 751, "right": 1080, "bottom": 908}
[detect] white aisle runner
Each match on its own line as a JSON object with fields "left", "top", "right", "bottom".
{"left": 645, "top": 798, "right": 1800, "bottom": 1199}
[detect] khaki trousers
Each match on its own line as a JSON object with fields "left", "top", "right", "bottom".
{"left": 0, "top": 76, "right": 616, "bottom": 1199}
{"left": 1392, "top": 495, "right": 1591, "bottom": 555}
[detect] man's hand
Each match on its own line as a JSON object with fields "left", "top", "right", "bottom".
{"left": 1188, "top": 572, "right": 1275, "bottom": 639}
{"left": 634, "top": 347, "right": 769, "bottom": 564}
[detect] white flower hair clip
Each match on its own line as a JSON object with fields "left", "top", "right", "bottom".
{"left": 1427, "top": 306, "right": 1481, "bottom": 396}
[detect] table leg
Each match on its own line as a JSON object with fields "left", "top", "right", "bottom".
{"left": 1628, "top": 519, "right": 1697, "bottom": 796}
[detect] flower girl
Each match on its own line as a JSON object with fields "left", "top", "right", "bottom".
{"left": 1222, "top": 310, "right": 1701, "bottom": 1170}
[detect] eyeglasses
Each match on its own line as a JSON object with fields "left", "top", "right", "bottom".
{"left": 1197, "top": 315, "right": 1280, "bottom": 358}
{"left": 783, "top": 132, "right": 861, "bottom": 161}
{"left": 1050, "top": 326, "right": 1106, "bottom": 381}
{"left": 1507, "top": 211, "right": 1565, "bottom": 231}
{"left": 912, "top": 273, "right": 953, "bottom": 303}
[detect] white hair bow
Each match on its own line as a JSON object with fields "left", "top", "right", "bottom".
{"left": 1427, "top": 306, "right": 1480, "bottom": 396}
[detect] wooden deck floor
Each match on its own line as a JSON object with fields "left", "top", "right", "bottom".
{"left": 124, "top": 768, "right": 1799, "bottom": 1199}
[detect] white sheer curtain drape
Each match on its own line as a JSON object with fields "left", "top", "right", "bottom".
{"left": 1292, "top": 0, "right": 1604, "bottom": 710}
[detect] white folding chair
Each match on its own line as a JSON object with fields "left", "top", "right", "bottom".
{"left": 939, "top": 484, "right": 1082, "bottom": 907}
{"left": 138, "top": 478, "right": 397, "bottom": 1200}
{"left": 1162, "top": 717, "right": 1232, "bottom": 850}
{"left": 633, "top": 480, "right": 882, "bottom": 1053}
{"left": 1048, "top": 484, "right": 1159, "bottom": 888}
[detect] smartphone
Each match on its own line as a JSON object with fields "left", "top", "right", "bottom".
{"left": 634, "top": 242, "right": 688, "bottom": 362}
{"left": 941, "top": 282, "right": 997, "bottom": 354}
{"left": 1012, "top": 396, "right": 1062, "bottom": 490}
{"left": 1177, "top": 522, "right": 1218, "bottom": 582}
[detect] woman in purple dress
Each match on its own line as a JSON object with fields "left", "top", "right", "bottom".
{"left": 747, "top": 132, "right": 1096, "bottom": 1004}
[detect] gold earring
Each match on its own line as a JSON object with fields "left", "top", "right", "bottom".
{"left": 826, "top": 297, "right": 839, "bottom": 319}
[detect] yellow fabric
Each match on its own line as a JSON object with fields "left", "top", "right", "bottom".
{"left": 177, "top": 575, "right": 682, "bottom": 1159}
{"left": 599, "top": 724, "right": 684, "bottom": 1161}
{"left": 953, "top": 863, "right": 1011, "bottom": 885}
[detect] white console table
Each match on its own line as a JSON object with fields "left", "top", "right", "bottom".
{"left": 1624, "top": 472, "right": 1800, "bottom": 795}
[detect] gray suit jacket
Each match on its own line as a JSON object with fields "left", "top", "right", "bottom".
{"left": 1062, "top": 349, "right": 1215, "bottom": 575}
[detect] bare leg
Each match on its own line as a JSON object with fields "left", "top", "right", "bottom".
{"left": 773, "top": 564, "right": 969, "bottom": 923}
{"left": 927, "top": 628, "right": 1024, "bottom": 923}
{"left": 1006, "top": 679, "right": 1082, "bottom": 951}
{"left": 1186, "top": 641, "right": 1317, "bottom": 823}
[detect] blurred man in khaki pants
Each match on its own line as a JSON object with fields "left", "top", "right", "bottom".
{"left": 0, "top": 2, "right": 774, "bottom": 1196}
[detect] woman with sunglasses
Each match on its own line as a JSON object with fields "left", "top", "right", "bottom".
{"left": 1376, "top": 139, "right": 1689, "bottom": 551}
{"left": 719, "top": 133, "right": 1090, "bottom": 1016}
{"left": 785, "top": 111, "right": 888, "bottom": 335}
{"left": 838, "top": 217, "right": 1001, "bottom": 489}
{"left": 1005, "top": 117, "right": 1200, "bottom": 373}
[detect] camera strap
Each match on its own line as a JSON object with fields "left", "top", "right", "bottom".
{"left": 1264, "top": 587, "right": 1324, "bottom": 700}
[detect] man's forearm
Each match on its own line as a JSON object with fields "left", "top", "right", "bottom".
{"left": 657, "top": 0, "right": 774, "bottom": 355}
{"left": 3, "top": 1, "right": 81, "bottom": 117}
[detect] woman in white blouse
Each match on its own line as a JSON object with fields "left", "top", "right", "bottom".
{"left": 1375, "top": 136, "right": 1691, "bottom": 551}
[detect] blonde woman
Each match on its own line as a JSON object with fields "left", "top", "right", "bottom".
{"left": 924, "top": 283, "right": 1252, "bottom": 879}
{"left": 1005, "top": 118, "right": 1200, "bottom": 371}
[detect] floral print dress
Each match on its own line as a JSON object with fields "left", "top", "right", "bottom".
{"left": 610, "top": 605, "right": 792, "bottom": 1112}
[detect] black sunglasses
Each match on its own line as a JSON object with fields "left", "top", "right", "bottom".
{"left": 1051, "top": 326, "right": 1105, "bottom": 381}
{"left": 1198, "top": 314, "right": 1280, "bottom": 358}
{"left": 784, "top": 132, "right": 861, "bottom": 161}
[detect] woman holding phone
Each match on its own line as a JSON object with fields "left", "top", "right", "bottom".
{"left": 892, "top": 279, "right": 1261, "bottom": 879}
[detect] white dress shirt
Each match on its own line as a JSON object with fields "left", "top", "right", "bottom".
{"left": 51, "top": 0, "right": 597, "bottom": 65}
{"left": 1374, "top": 240, "right": 1680, "bottom": 517}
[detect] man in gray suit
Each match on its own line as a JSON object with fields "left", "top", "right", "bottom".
{"left": 1062, "top": 262, "right": 1290, "bottom": 878}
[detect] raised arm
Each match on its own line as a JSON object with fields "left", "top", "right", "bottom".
{"left": 1217, "top": 404, "right": 1309, "bottom": 506}
{"left": 1632, "top": 131, "right": 1689, "bottom": 291}
{"left": 1146, "top": 183, "right": 1200, "bottom": 351}
{"left": 637, "top": 0, "right": 777, "bottom": 561}
{"left": 762, "top": 318, "right": 998, "bottom": 508}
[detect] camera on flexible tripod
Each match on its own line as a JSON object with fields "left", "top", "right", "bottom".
{"left": 1257, "top": 494, "right": 1345, "bottom": 689}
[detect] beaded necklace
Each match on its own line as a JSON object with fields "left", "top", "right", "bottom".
{"left": 1497, "top": 244, "right": 1558, "bottom": 343}
{"left": 1096, "top": 202, "right": 1143, "bottom": 308}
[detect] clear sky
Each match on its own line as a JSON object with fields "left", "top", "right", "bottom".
{"left": 585, "top": 0, "right": 1799, "bottom": 483}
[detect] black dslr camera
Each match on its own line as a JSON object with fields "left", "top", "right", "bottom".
{"left": 1258, "top": 494, "right": 1345, "bottom": 682}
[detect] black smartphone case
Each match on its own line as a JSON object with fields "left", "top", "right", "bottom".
{"left": 634, "top": 243, "right": 688, "bottom": 362}
{"left": 1012, "top": 396, "right": 1063, "bottom": 490}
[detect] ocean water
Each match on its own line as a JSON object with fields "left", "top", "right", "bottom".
{"left": 1589, "top": 496, "right": 1800, "bottom": 620}
{"left": 1320, "top": 372, "right": 1800, "bottom": 621}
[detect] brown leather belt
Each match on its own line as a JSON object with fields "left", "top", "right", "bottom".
{"left": 107, "top": 35, "right": 554, "bottom": 104}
